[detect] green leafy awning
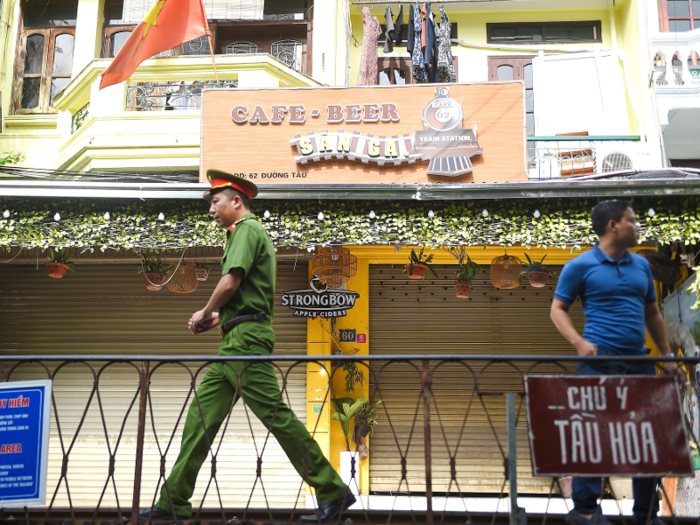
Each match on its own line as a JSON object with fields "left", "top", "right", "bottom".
{"left": 1, "top": 197, "right": 700, "bottom": 251}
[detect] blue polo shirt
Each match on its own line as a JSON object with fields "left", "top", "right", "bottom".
{"left": 554, "top": 244, "right": 656, "bottom": 356}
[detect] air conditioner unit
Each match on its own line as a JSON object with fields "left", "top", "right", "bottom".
{"left": 592, "top": 142, "right": 652, "bottom": 174}
{"left": 530, "top": 140, "right": 652, "bottom": 179}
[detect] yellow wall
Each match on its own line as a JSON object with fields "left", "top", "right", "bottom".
{"left": 350, "top": 7, "right": 614, "bottom": 85}
{"left": 615, "top": 0, "right": 644, "bottom": 138}
{"left": 306, "top": 242, "right": 594, "bottom": 496}
{"left": 348, "top": 3, "right": 650, "bottom": 140}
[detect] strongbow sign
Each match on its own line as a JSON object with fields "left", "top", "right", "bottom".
{"left": 201, "top": 82, "right": 525, "bottom": 184}
{"left": 525, "top": 375, "right": 693, "bottom": 477}
{"left": 281, "top": 278, "right": 360, "bottom": 319}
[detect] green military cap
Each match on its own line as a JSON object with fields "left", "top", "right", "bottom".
{"left": 203, "top": 169, "right": 259, "bottom": 201}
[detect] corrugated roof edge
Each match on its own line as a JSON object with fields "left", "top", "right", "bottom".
{"left": 2, "top": 167, "right": 700, "bottom": 201}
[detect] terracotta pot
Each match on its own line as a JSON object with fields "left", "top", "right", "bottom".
{"left": 195, "top": 267, "right": 210, "bottom": 281}
{"left": 454, "top": 281, "right": 472, "bottom": 298}
{"left": 144, "top": 272, "right": 165, "bottom": 291}
{"left": 404, "top": 263, "right": 427, "bottom": 279}
{"left": 528, "top": 271, "right": 549, "bottom": 288}
{"left": 46, "top": 262, "right": 69, "bottom": 279}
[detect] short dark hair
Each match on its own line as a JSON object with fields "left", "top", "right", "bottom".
{"left": 591, "top": 200, "right": 632, "bottom": 236}
{"left": 215, "top": 187, "right": 250, "bottom": 209}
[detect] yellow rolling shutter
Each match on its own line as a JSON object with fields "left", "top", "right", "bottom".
{"left": 0, "top": 261, "right": 309, "bottom": 508}
{"left": 368, "top": 264, "right": 584, "bottom": 495}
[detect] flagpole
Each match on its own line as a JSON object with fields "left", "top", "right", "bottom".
{"left": 197, "top": 0, "right": 219, "bottom": 82}
{"left": 208, "top": 31, "right": 219, "bottom": 83}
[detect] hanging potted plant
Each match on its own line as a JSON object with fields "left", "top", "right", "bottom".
{"left": 444, "top": 246, "right": 482, "bottom": 298}
{"left": 403, "top": 247, "right": 439, "bottom": 281}
{"left": 137, "top": 254, "right": 170, "bottom": 291}
{"left": 45, "top": 249, "right": 76, "bottom": 279}
{"left": 194, "top": 262, "right": 211, "bottom": 282}
{"left": 519, "top": 253, "right": 553, "bottom": 288}
{"left": 353, "top": 398, "right": 382, "bottom": 461}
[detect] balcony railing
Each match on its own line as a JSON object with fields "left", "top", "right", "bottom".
{"left": 527, "top": 135, "right": 645, "bottom": 180}
{"left": 125, "top": 80, "right": 238, "bottom": 111}
{"left": 0, "top": 354, "right": 696, "bottom": 525}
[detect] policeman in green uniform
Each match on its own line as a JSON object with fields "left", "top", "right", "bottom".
{"left": 139, "top": 170, "right": 354, "bottom": 523}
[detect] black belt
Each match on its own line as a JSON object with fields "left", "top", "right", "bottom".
{"left": 219, "top": 311, "right": 267, "bottom": 336}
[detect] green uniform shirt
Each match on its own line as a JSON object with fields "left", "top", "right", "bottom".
{"left": 219, "top": 213, "right": 276, "bottom": 355}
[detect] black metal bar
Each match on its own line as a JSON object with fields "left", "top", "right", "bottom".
{"left": 421, "top": 360, "right": 433, "bottom": 525}
{"left": 0, "top": 354, "right": 697, "bottom": 363}
{"left": 131, "top": 361, "right": 149, "bottom": 525}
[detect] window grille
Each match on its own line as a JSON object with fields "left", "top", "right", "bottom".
{"left": 271, "top": 40, "right": 302, "bottom": 71}
{"left": 226, "top": 42, "right": 258, "bottom": 54}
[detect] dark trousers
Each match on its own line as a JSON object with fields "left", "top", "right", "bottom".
{"left": 573, "top": 362, "right": 659, "bottom": 524}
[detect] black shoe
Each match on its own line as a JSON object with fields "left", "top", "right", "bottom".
{"left": 299, "top": 492, "right": 356, "bottom": 524}
{"left": 565, "top": 511, "right": 614, "bottom": 525}
{"left": 138, "top": 506, "right": 190, "bottom": 522}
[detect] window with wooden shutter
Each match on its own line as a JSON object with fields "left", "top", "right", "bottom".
{"left": 13, "top": 0, "right": 77, "bottom": 114}
{"left": 14, "top": 28, "right": 76, "bottom": 114}
{"left": 658, "top": 0, "right": 700, "bottom": 31}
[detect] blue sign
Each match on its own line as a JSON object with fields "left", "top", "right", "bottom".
{"left": 0, "top": 380, "right": 52, "bottom": 507}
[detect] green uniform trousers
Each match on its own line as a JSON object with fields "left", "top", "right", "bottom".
{"left": 156, "top": 360, "right": 347, "bottom": 517}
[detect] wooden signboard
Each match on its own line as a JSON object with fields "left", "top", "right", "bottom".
{"left": 201, "top": 83, "right": 526, "bottom": 184}
{"left": 525, "top": 375, "right": 693, "bottom": 477}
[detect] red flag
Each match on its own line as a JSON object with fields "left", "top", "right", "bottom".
{"left": 100, "top": 0, "right": 208, "bottom": 89}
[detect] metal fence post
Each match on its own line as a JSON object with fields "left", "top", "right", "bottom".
{"left": 131, "top": 360, "right": 149, "bottom": 524}
{"left": 507, "top": 392, "right": 526, "bottom": 525}
{"left": 422, "top": 360, "right": 433, "bottom": 525}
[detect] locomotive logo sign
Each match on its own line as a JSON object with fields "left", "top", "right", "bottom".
{"left": 281, "top": 278, "right": 360, "bottom": 319}
{"left": 289, "top": 87, "right": 481, "bottom": 177}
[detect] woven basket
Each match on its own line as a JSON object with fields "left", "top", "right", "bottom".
{"left": 490, "top": 254, "right": 522, "bottom": 290}
{"left": 166, "top": 261, "right": 198, "bottom": 294}
{"left": 312, "top": 247, "right": 358, "bottom": 289}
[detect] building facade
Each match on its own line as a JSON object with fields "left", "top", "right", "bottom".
{"left": 2, "top": 0, "right": 700, "bottom": 516}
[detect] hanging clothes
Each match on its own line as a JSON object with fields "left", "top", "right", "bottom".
{"left": 436, "top": 5, "right": 456, "bottom": 82}
{"left": 425, "top": 4, "right": 435, "bottom": 65}
{"left": 420, "top": 3, "right": 427, "bottom": 51}
{"left": 425, "top": 6, "right": 438, "bottom": 82}
{"left": 411, "top": 2, "right": 429, "bottom": 83}
{"left": 394, "top": 5, "right": 404, "bottom": 47}
{"left": 406, "top": 5, "right": 415, "bottom": 56}
{"left": 383, "top": 5, "right": 394, "bottom": 53}
{"left": 357, "top": 7, "right": 382, "bottom": 85}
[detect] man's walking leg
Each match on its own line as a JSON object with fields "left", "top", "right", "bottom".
{"left": 156, "top": 365, "right": 236, "bottom": 517}
{"left": 226, "top": 361, "right": 348, "bottom": 504}
{"left": 632, "top": 478, "right": 659, "bottom": 525}
{"left": 572, "top": 477, "right": 603, "bottom": 515}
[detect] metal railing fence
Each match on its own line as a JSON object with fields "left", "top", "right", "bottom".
{"left": 0, "top": 354, "right": 697, "bottom": 525}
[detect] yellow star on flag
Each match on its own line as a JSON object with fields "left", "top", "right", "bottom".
{"left": 142, "top": 0, "right": 166, "bottom": 37}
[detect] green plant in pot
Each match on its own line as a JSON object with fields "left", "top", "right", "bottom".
{"left": 137, "top": 254, "right": 170, "bottom": 291}
{"left": 444, "top": 246, "right": 482, "bottom": 298}
{"left": 45, "top": 248, "right": 76, "bottom": 279}
{"left": 519, "top": 253, "right": 554, "bottom": 288}
{"left": 353, "top": 398, "right": 382, "bottom": 461}
{"left": 403, "top": 247, "right": 439, "bottom": 281}
{"left": 331, "top": 396, "right": 381, "bottom": 461}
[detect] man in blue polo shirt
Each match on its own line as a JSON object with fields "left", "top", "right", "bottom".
{"left": 550, "top": 200, "right": 683, "bottom": 525}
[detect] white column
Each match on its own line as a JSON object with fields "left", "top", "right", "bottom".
{"left": 72, "top": 0, "right": 105, "bottom": 79}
